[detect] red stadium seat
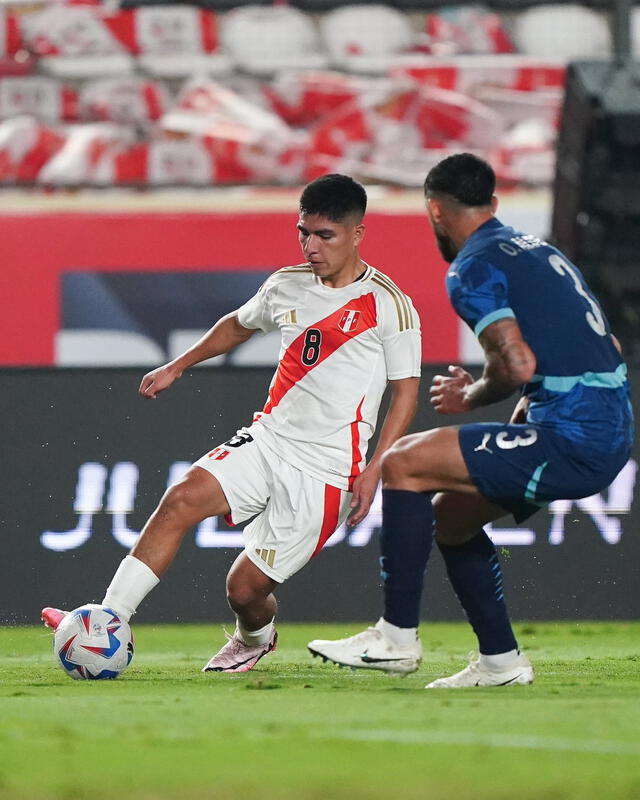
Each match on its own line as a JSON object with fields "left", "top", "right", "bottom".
{"left": 78, "top": 77, "right": 169, "bottom": 123}
{"left": 18, "top": 5, "right": 135, "bottom": 78}
{"left": 424, "top": 6, "right": 515, "bottom": 56}
{"left": 109, "top": 6, "right": 232, "bottom": 79}
{"left": 0, "top": 76, "right": 78, "bottom": 121}
{"left": 0, "top": 116, "right": 65, "bottom": 183}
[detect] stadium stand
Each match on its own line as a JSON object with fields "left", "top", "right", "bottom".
{"left": 0, "top": 1, "right": 634, "bottom": 188}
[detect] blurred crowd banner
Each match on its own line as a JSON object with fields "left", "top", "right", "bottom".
{"left": 0, "top": 3, "right": 586, "bottom": 188}
{"left": 2, "top": 366, "right": 638, "bottom": 625}
{"left": 0, "top": 208, "right": 471, "bottom": 367}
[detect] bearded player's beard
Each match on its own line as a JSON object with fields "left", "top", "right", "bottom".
{"left": 434, "top": 228, "right": 459, "bottom": 263}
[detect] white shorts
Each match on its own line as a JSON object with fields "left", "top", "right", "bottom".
{"left": 193, "top": 430, "right": 351, "bottom": 583}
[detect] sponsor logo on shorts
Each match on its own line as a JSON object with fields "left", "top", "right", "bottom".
{"left": 474, "top": 433, "right": 494, "bottom": 454}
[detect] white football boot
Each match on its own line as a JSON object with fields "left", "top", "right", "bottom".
{"left": 426, "top": 652, "right": 534, "bottom": 688}
{"left": 308, "top": 619, "right": 421, "bottom": 675}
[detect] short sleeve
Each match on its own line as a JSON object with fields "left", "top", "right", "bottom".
{"left": 447, "top": 257, "right": 515, "bottom": 337}
{"left": 376, "top": 288, "right": 422, "bottom": 380}
{"left": 236, "top": 281, "right": 277, "bottom": 333}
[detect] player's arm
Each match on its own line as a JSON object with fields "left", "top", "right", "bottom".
{"left": 139, "top": 312, "right": 257, "bottom": 399}
{"left": 430, "top": 317, "right": 536, "bottom": 414}
{"left": 348, "top": 376, "right": 420, "bottom": 526}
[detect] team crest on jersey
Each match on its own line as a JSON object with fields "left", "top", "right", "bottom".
{"left": 338, "top": 309, "right": 361, "bottom": 333}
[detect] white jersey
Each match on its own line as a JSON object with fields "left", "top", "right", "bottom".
{"left": 236, "top": 263, "right": 421, "bottom": 490}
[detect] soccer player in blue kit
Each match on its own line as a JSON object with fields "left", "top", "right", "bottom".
{"left": 308, "top": 153, "right": 634, "bottom": 687}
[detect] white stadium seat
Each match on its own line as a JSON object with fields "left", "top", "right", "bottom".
{"left": 320, "top": 4, "right": 415, "bottom": 74}
{"left": 220, "top": 5, "right": 329, "bottom": 77}
{"left": 513, "top": 4, "right": 612, "bottom": 60}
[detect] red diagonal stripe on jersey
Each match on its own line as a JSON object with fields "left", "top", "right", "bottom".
{"left": 348, "top": 396, "right": 365, "bottom": 491}
{"left": 311, "top": 484, "right": 342, "bottom": 559}
{"left": 262, "top": 292, "right": 377, "bottom": 415}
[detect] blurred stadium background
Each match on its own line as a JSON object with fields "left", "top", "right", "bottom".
{"left": 0, "top": 0, "right": 638, "bottom": 625}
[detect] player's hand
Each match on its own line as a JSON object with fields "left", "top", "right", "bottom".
{"left": 138, "top": 363, "right": 181, "bottom": 399}
{"left": 346, "top": 469, "right": 379, "bottom": 527}
{"left": 429, "top": 365, "right": 474, "bottom": 414}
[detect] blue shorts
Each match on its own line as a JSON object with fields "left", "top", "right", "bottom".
{"left": 458, "top": 423, "right": 631, "bottom": 523}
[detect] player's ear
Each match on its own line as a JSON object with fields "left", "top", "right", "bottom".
{"left": 354, "top": 223, "right": 365, "bottom": 246}
{"left": 426, "top": 195, "right": 442, "bottom": 223}
{"left": 491, "top": 194, "right": 498, "bottom": 214}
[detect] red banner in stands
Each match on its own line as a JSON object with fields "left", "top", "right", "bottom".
{"left": 0, "top": 210, "right": 457, "bottom": 365}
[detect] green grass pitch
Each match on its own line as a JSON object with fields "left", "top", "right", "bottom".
{"left": 1, "top": 621, "right": 639, "bottom": 800}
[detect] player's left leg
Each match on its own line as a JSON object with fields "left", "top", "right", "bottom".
{"left": 203, "top": 553, "right": 279, "bottom": 673}
{"left": 425, "top": 491, "right": 534, "bottom": 687}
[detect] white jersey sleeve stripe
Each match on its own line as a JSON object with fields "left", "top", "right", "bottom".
{"left": 371, "top": 274, "right": 413, "bottom": 331}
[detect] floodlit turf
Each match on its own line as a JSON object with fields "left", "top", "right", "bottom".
{"left": 1, "top": 621, "right": 639, "bottom": 800}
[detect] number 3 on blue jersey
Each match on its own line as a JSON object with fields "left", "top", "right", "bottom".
{"left": 548, "top": 254, "right": 607, "bottom": 336}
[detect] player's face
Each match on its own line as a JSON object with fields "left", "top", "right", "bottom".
{"left": 297, "top": 213, "right": 364, "bottom": 284}
{"left": 426, "top": 198, "right": 458, "bottom": 263}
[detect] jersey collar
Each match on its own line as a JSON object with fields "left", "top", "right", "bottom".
{"left": 313, "top": 262, "right": 373, "bottom": 289}
{"left": 456, "top": 217, "right": 506, "bottom": 260}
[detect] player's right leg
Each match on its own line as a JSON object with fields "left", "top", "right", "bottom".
{"left": 42, "top": 465, "right": 231, "bottom": 629}
{"left": 101, "top": 465, "right": 231, "bottom": 621}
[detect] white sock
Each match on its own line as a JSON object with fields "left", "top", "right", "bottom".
{"left": 236, "top": 618, "right": 274, "bottom": 647}
{"left": 102, "top": 555, "right": 160, "bottom": 622}
{"left": 378, "top": 617, "right": 418, "bottom": 648}
{"left": 480, "top": 649, "right": 520, "bottom": 670}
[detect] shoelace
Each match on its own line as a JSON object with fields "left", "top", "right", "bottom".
{"left": 462, "top": 652, "right": 481, "bottom": 673}
{"left": 220, "top": 628, "right": 247, "bottom": 655}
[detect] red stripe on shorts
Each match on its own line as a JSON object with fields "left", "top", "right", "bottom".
{"left": 311, "top": 484, "right": 342, "bottom": 559}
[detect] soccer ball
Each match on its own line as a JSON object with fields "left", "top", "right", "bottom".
{"left": 53, "top": 604, "right": 134, "bottom": 680}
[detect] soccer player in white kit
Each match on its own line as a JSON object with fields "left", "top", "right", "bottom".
{"left": 42, "top": 174, "right": 422, "bottom": 673}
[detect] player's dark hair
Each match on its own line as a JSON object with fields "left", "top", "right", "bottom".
{"left": 424, "top": 153, "right": 495, "bottom": 207}
{"left": 299, "top": 174, "right": 367, "bottom": 223}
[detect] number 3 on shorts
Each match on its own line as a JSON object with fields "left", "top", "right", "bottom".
{"left": 496, "top": 429, "right": 538, "bottom": 450}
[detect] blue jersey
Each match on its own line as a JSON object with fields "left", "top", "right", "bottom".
{"left": 447, "top": 218, "right": 633, "bottom": 453}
